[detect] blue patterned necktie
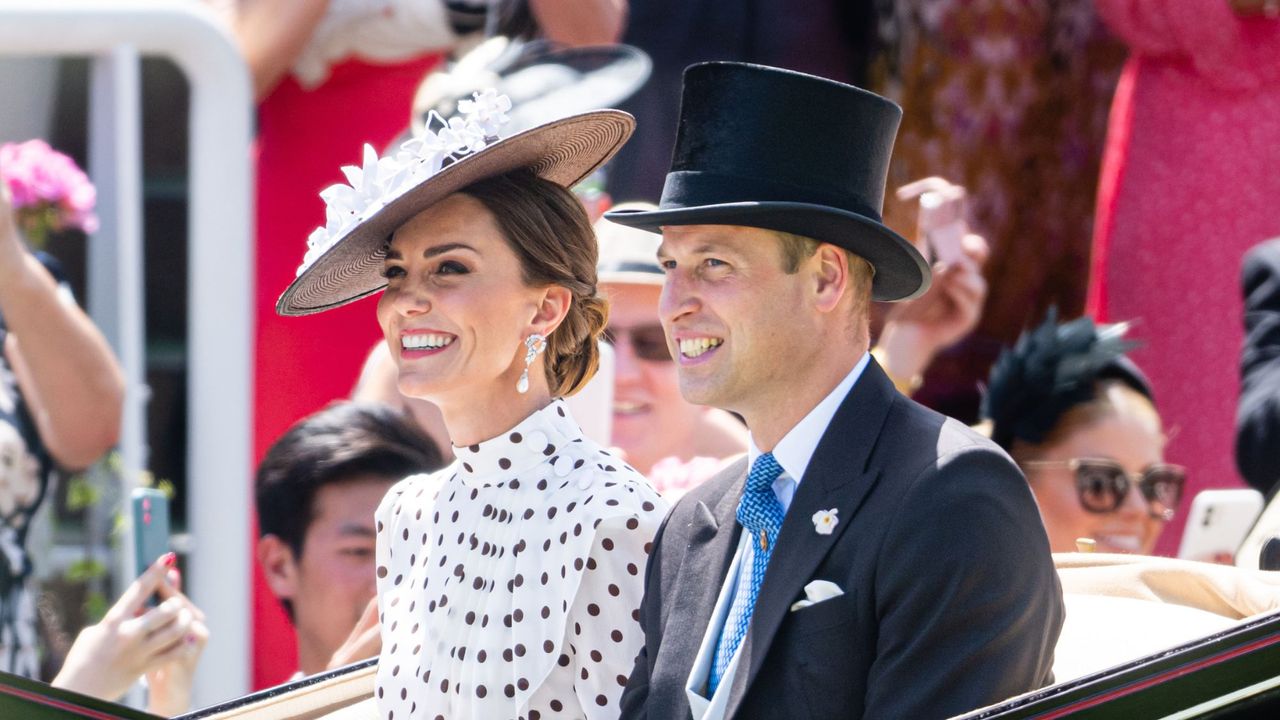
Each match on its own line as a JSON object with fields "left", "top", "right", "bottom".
{"left": 708, "top": 451, "right": 785, "bottom": 695}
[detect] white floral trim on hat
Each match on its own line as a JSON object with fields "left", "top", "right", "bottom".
{"left": 296, "top": 89, "right": 514, "bottom": 277}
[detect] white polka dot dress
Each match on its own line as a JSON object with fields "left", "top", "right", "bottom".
{"left": 374, "top": 400, "right": 668, "bottom": 720}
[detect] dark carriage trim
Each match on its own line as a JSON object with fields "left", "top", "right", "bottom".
{"left": 0, "top": 670, "right": 160, "bottom": 720}
{"left": 960, "top": 610, "right": 1280, "bottom": 719}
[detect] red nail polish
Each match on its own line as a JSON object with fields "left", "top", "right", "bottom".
{"left": 162, "top": 552, "right": 177, "bottom": 567}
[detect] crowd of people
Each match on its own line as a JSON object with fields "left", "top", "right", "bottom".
{"left": 2, "top": 1, "right": 1280, "bottom": 718}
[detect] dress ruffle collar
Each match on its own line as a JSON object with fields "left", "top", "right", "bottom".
{"left": 452, "top": 400, "right": 583, "bottom": 485}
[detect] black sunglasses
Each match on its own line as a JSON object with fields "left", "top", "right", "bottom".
{"left": 1022, "top": 458, "right": 1186, "bottom": 520}
{"left": 602, "top": 324, "right": 672, "bottom": 362}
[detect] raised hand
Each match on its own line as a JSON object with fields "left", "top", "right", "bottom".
{"left": 144, "top": 562, "right": 210, "bottom": 716}
{"left": 52, "top": 553, "right": 209, "bottom": 715}
{"left": 326, "top": 596, "right": 380, "bottom": 671}
{"left": 875, "top": 233, "right": 990, "bottom": 392}
{"left": 0, "top": 164, "right": 25, "bottom": 279}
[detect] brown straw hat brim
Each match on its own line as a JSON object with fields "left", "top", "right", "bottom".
{"left": 277, "top": 109, "right": 635, "bottom": 316}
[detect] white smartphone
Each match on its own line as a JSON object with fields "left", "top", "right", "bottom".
{"left": 894, "top": 176, "right": 969, "bottom": 266}
{"left": 1177, "top": 489, "right": 1264, "bottom": 562}
{"left": 565, "top": 340, "right": 614, "bottom": 447}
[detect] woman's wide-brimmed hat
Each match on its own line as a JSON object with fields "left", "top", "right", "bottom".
{"left": 276, "top": 91, "right": 635, "bottom": 316}
{"left": 604, "top": 62, "right": 930, "bottom": 302}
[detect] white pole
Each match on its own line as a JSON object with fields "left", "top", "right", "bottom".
{"left": 87, "top": 43, "right": 147, "bottom": 709}
{"left": 0, "top": 1, "right": 254, "bottom": 706}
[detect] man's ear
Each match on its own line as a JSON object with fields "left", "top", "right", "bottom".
{"left": 811, "top": 244, "right": 850, "bottom": 313}
{"left": 257, "top": 534, "right": 300, "bottom": 601}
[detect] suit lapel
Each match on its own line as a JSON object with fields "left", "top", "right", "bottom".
{"left": 723, "top": 360, "right": 898, "bottom": 718}
{"left": 658, "top": 457, "right": 747, "bottom": 696}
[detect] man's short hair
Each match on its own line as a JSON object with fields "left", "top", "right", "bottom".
{"left": 774, "top": 231, "right": 875, "bottom": 317}
{"left": 255, "top": 401, "right": 445, "bottom": 558}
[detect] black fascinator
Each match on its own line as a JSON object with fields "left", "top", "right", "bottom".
{"left": 981, "top": 308, "right": 1153, "bottom": 450}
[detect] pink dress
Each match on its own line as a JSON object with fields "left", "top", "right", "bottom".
{"left": 1088, "top": 1, "right": 1280, "bottom": 554}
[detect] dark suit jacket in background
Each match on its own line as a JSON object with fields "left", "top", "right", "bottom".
{"left": 1237, "top": 238, "right": 1280, "bottom": 496}
{"left": 621, "top": 359, "right": 1064, "bottom": 720}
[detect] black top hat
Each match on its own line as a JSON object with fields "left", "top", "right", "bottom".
{"left": 604, "top": 62, "right": 930, "bottom": 301}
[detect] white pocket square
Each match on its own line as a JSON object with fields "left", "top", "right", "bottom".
{"left": 789, "top": 579, "right": 844, "bottom": 612}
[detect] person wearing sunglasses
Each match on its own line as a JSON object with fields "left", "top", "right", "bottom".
{"left": 595, "top": 203, "right": 749, "bottom": 483}
{"left": 982, "top": 310, "right": 1183, "bottom": 555}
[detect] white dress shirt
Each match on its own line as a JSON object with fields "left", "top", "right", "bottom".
{"left": 684, "top": 353, "right": 870, "bottom": 720}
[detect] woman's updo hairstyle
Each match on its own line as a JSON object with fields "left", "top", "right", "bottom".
{"left": 460, "top": 168, "right": 608, "bottom": 397}
{"left": 981, "top": 308, "right": 1154, "bottom": 453}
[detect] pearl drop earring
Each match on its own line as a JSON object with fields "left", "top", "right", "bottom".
{"left": 517, "top": 334, "right": 547, "bottom": 394}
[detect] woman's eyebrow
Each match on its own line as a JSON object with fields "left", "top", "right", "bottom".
{"left": 383, "top": 242, "right": 480, "bottom": 261}
{"left": 424, "top": 242, "right": 479, "bottom": 258}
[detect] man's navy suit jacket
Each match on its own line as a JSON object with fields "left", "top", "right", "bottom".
{"left": 620, "top": 359, "right": 1064, "bottom": 719}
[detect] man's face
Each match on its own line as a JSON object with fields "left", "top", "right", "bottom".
{"left": 286, "top": 475, "right": 393, "bottom": 665}
{"left": 602, "top": 281, "right": 700, "bottom": 473}
{"left": 657, "top": 225, "right": 817, "bottom": 416}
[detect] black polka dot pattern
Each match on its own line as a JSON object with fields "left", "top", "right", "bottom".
{"left": 374, "top": 400, "right": 668, "bottom": 718}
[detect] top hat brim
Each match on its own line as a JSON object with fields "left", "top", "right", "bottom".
{"left": 604, "top": 202, "right": 931, "bottom": 301}
{"left": 277, "top": 110, "right": 635, "bottom": 317}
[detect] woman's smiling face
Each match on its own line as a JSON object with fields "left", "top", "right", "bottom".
{"left": 376, "top": 193, "right": 545, "bottom": 405}
{"left": 1022, "top": 384, "right": 1169, "bottom": 555}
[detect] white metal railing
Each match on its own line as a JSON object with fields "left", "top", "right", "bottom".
{"left": 0, "top": 0, "right": 253, "bottom": 707}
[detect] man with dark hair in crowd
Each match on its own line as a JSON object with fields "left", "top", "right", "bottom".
{"left": 255, "top": 401, "right": 444, "bottom": 678}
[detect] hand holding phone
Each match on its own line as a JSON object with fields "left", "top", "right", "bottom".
{"left": 132, "top": 488, "right": 171, "bottom": 584}
{"left": 1177, "top": 489, "right": 1264, "bottom": 563}
{"left": 53, "top": 550, "right": 208, "bottom": 716}
{"left": 895, "top": 176, "right": 970, "bottom": 266}
{"left": 878, "top": 178, "right": 988, "bottom": 379}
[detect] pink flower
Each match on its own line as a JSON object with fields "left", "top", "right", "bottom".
{"left": 1, "top": 139, "right": 99, "bottom": 245}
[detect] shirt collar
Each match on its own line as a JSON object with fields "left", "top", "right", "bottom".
{"left": 748, "top": 352, "right": 870, "bottom": 485}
